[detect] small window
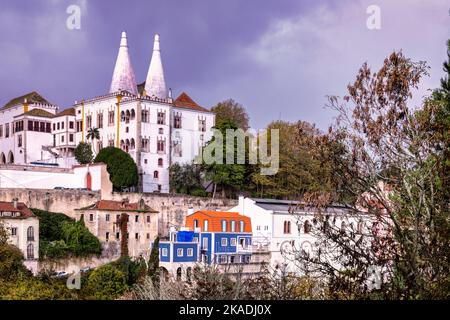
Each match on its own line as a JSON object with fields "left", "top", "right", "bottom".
{"left": 162, "top": 248, "right": 168, "bottom": 256}
{"left": 221, "top": 238, "right": 228, "bottom": 246}
{"left": 304, "top": 220, "right": 312, "bottom": 234}
{"left": 89, "top": 214, "right": 94, "bottom": 222}
{"left": 158, "top": 158, "right": 163, "bottom": 167}
{"left": 187, "top": 248, "right": 194, "bottom": 257}
{"left": 11, "top": 227, "right": 17, "bottom": 236}
{"left": 147, "top": 215, "right": 150, "bottom": 223}
{"left": 239, "top": 221, "right": 245, "bottom": 233}
{"left": 203, "top": 219, "right": 209, "bottom": 232}
{"left": 147, "top": 233, "right": 150, "bottom": 239}
{"left": 106, "top": 232, "right": 109, "bottom": 241}
{"left": 177, "top": 248, "right": 183, "bottom": 256}
{"left": 221, "top": 220, "right": 227, "bottom": 232}
{"left": 116, "top": 232, "right": 120, "bottom": 240}
{"left": 231, "top": 220, "right": 236, "bottom": 232}
{"left": 135, "top": 215, "right": 139, "bottom": 223}
{"left": 230, "top": 238, "right": 237, "bottom": 246}
{"left": 135, "top": 233, "right": 139, "bottom": 240}
{"left": 106, "top": 214, "right": 110, "bottom": 222}
{"left": 153, "top": 171, "right": 159, "bottom": 179}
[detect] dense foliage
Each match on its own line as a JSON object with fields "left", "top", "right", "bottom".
{"left": 32, "top": 209, "right": 101, "bottom": 259}
{"left": 211, "top": 98, "right": 250, "bottom": 130}
{"left": 74, "top": 142, "right": 94, "bottom": 164}
{"left": 85, "top": 264, "right": 128, "bottom": 300}
{"left": 94, "top": 147, "right": 138, "bottom": 191}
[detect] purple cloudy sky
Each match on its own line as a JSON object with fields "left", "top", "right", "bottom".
{"left": 0, "top": 0, "right": 449, "bottom": 129}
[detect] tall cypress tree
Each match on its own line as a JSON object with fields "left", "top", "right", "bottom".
{"left": 148, "top": 237, "right": 160, "bottom": 286}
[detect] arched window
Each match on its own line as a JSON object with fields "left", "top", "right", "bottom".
{"left": 194, "top": 219, "right": 199, "bottom": 229}
{"left": 221, "top": 220, "right": 227, "bottom": 232}
{"left": 203, "top": 219, "right": 209, "bottom": 232}
{"left": 153, "top": 171, "right": 159, "bottom": 179}
{"left": 27, "top": 226, "right": 34, "bottom": 241}
{"left": 8, "top": 151, "right": 14, "bottom": 164}
{"left": 158, "top": 158, "right": 163, "bottom": 167}
{"left": 125, "top": 110, "right": 131, "bottom": 123}
{"left": 283, "top": 221, "right": 291, "bottom": 234}
{"left": 125, "top": 139, "right": 130, "bottom": 152}
{"left": 0, "top": 153, "right": 5, "bottom": 164}
{"left": 176, "top": 267, "right": 182, "bottom": 281}
{"left": 239, "top": 221, "right": 245, "bottom": 233}
{"left": 120, "top": 139, "right": 125, "bottom": 150}
{"left": 230, "top": 220, "right": 236, "bottom": 232}
{"left": 304, "top": 220, "right": 312, "bottom": 234}
{"left": 130, "top": 109, "right": 135, "bottom": 120}
{"left": 130, "top": 138, "right": 135, "bottom": 150}
{"left": 340, "top": 221, "right": 347, "bottom": 233}
{"left": 27, "top": 243, "right": 34, "bottom": 260}
{"left": 120, "top": 111, "right": 125, "bottom": 122}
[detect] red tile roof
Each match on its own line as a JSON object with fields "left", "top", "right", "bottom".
{"left": 0, "top": 201, "right": 35, "bottom": 218}
{"left": 174, "top": 92, "right": 210, "bottom": 112}
{"left": 186, "top": 210, "right": 252, "bottom": 233}
{"left": 79, "top": 200, "right": 158, "bottom": 213}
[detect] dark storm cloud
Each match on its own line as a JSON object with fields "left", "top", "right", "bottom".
{"left": 0, "top": 0, "right": 448, "bottom": 129}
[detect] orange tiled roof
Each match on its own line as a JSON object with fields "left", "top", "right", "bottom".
{"left": 79, "top": 200, "right": 158, "bottom": 213}
{"left": 174, "top": 92, "right": 210, "bottom": 112}
{"left": 0, "top": 201, "right": 35, "bottom": 218}
{"left": 186, "top": 210, "right": 252, "bottom": 233}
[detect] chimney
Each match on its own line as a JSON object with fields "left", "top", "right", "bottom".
{"left": 238, "top": 195, "right": 245, "bottom": 215}
{"left": 13, "top": 198, "right": 18, "bottom": 209}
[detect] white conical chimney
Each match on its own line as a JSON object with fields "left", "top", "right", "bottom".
{"left": 109, "top": 31, "right": 138, "bottom": 95}
{"left": 145, "top": 34, "right": 168, "bottom": 99}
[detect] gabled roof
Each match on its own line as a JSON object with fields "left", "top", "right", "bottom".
{"left": 55, "top": 107, "right": 76, "bottom": 117}
{"left": 2, "top": 91, "right": 52, "bottom": 110}
{"left": 173, "top": 92, "right": 210, "bottom": 112}
{"left": 78, "top": 200, "right": 158, "bottom": 213}
{"left": 14, "top": 108, "right": 55, "bottom": 119}
{"left": 0, "top": 201, "right": 35, "bottom": 219}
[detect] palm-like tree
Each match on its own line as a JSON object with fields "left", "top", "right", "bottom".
{"left": 86, "top": 127, "right": 100, "bottom": 155}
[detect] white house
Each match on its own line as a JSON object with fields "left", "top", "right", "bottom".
{"left": 0, "top": 199, "right": 39, "bottom": 274}
{"left": 229, "top": 197, "right": 374, "bottom": 274}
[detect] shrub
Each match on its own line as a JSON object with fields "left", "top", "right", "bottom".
{"left": 94, "top": 147, "right": 138, "bottom": 191}
{"left": 85, "top": 264, "right": 128, "bottom": 300}
{"left": 74, "top": 142, "right": 93, "bottom": 164}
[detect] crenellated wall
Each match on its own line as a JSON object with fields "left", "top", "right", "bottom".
{"left": 0, "top": 188, "right": 237, "bottom": 236}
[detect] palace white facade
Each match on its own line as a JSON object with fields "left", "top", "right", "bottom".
{"left": 0, "top": 32, "right": 215, "bottom": 193}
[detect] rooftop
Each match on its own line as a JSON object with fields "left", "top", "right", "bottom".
{"left": 55, "top": 107, "right": 75, "bottom": 117}
{"left": 2, "top": 91, "right": 53, "bottom": 110}
{"left": 78, "top": 200, "right": 158, "bottom": 213}
{"left": 0, "top": 201, "right": 35, "bottom": 219}
{"left": 174, "top": 92, "right": 210, "bottom": 112}
{"left": 14, "top": 108, "right": 55, "bottom": 119}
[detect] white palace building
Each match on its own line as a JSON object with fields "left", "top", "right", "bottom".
{"left": 0, "top": 32, "right": 215, "bottom": 193}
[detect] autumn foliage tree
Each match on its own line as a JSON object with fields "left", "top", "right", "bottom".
{"left": 295, "top": 49, "right": 450, "bottom": 299}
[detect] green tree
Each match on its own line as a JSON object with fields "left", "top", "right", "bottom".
{"left": 86, "top": 127, "right": 100, "bottom": 155}
{"left": 0, "top": 223, "right": 30, "bottom": 281}
{"left": 94, "top": 147, "right": 138, "bottom": 191}
{"left": 169, "top": 163, "right": 204, "bottom": 195}
{"left": 74, "top": 142, "right": 93, "bottom": 164}
{"left": 111, "top": 256, "right": 147, "bottom": 286}
{"left": 147, "top": 237, "right": 160, "bottom": 286}
{"left": 203, "top": 120, "right": 246, "bottom": 198}
{"left": 61, "top": 219, "right": 102, "bottom": 257}
{"left": 85, "top": 264, "right": 128, "bottom": 300}
{"left": 211, "top": 99, "right": 250, "bottom": 130}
